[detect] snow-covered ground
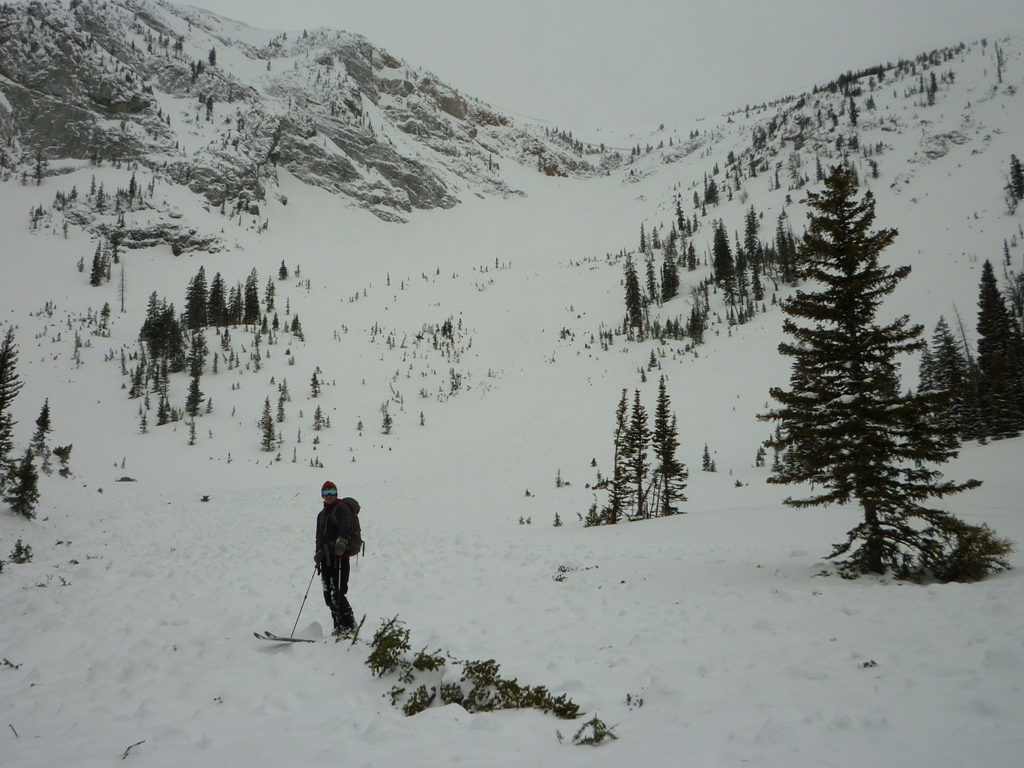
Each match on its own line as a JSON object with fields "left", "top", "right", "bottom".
{"left": 2, "top": 31, "right": 1023, "bottom": 768}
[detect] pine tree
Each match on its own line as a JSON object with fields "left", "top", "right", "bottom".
{"left": 975, "top": 260, "right": 1024, "bottom": 438}
{"left": 228, "top": 284, "right": 243, "bottom": 325}
{"left": 743, "top": 205, "right": 760, "bottom": 261}
{"left": 153, "top": 392, "right": 168, "bottom": 426}
{"left": 89, "top": 243, "right": 106, "bottom": 287}
{"left": 311, "top": 371, "right": 321, "bottom": 398}
{"left": 623, "top": 390, "right": 651, "bottom": 519}
{"left": 604, "top": 389, "right": 630, "bottom": 525}
{"left": 923, "top": 317, "right": 979, "bottom": 438}
{"left": 185, "top": 375, "right": 203, "bottom": 418}
{"left": 4, "top": 448, "right": 39, "bottom": 519}
{"left": 139, "top": 293, "right": 186, "bottom": 371}
{"left": 687, "top": 302, "right": 705, "bottom": 345}
{"left": 652, "top": 376, "right": 687, "bottom": 515}
{"left": 704, "top": 176, "right": 719, "bottom": 206}
{"left": 259, "top": 397, "right": 276, "bottom": 451}
{"left": 188, "top": 330, "right": 207, "bottom": 379}
{"left": 0, "top": 327, "right": 24, "bottom": 485}
{"left": 775, "top": 212, "right": 796, "bottom": 284}
{"left": 660, "top": 239, "right": 680, "bottom": 303}
{"left": 184, "top": 266, "right": 208, "bottom": 330}
{"left": 711, "top": 219, "right": 736, "bottom": 302}
{"left": 31, "top": 399, "right": 52, "bottom": 474}
{"left": 759, "top": 166, "right": 1012, "bottom": 581}
{"left": 645, "top": 255, "right": 660, "bottom": 306}
{"left": 623, "top": 256, "right": 644, "bottom": 334}
{"left": 1009, "top": 154, "right": 1024, "bottom": 201}
{"left": 243, "top": 268, "right": 261, "bottom": 326}
{"left": 264, "top": 277, "right": 276, "bottom": 312}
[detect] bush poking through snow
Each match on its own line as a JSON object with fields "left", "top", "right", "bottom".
{"left": 9, "top": 539, "right": 32, "bottom": 564}
{"left": 366, "top": 616, "right": 412, "bottom": 679}
{"left": 572, "top": 716, "right": 618, "bottom": 745}
{"left": 366, "top": 616, "right": 580, "bottom": 719}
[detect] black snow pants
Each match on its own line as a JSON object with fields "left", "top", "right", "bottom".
{"left": 321, "top": 558, "right": 355, "bottom": 630}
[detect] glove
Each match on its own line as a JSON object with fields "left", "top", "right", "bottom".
{"left": 334, "top": 537, "right": 348, "bottom": 557}
{"left": 314, "top": 549, "right": 323, "bottom": 564}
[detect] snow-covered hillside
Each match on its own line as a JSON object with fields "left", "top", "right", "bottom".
{"left": 1, "top": 9, "right": 1023, "bottom": 767}
{"left": 0, "top": 0, "right": 608, "bottom": 226}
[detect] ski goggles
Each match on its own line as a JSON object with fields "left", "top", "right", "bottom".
{"left": 321, "top": 489, "right": 338, "bottom": 497}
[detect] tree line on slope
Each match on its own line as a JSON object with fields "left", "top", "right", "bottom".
{"left": 623, "top": 203, "right": 801, "bottom": 344}
{"left": 0, "top": 327, "right": 73, "bottom": 520}
{"left": 606, "top": 165, "right": 1015, "bottom": 583}
{"left": 586, "top": 376, "right": 689, "bottom": 526}
{"left": 917, "top": 258, "right": 1024, "bottom": 443}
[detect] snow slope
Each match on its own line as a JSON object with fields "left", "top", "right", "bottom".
{"left": 2, "top": 28, "right": 1023, "bottom": 768}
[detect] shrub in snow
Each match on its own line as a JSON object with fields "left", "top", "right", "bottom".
{"left": 572, "top": 716, "right": 618, "bottom": 746}
{"left": 9, "top": 538, "right": 32, "bottom": 564}
{"left": 366, "top": 616, "right": 579, "bottom": 720}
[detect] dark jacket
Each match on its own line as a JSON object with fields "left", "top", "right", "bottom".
{"left": 316, "top": 497, "right": 361, "bottom": 562}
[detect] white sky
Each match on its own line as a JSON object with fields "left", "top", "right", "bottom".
{"left": 189, "top": 0, "right": 1022, "bottom": 136}
{"left": 187, "top": 0, "right": 1024, "bottom": 136}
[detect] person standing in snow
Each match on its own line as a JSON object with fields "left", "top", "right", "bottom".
{"left": 314, "top": 480, "right": 361, "bottom": 634}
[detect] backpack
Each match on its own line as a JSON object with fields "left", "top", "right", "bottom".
{"left": 336, "top": 497, "right": 363, "bottom": 557}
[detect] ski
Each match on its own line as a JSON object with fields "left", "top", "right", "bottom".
{"left": 254, "top": 631, "right": 316, "bottom": 643}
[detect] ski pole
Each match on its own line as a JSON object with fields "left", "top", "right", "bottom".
{"left": 290, "top": 566, "right": 318, "bottom": 638}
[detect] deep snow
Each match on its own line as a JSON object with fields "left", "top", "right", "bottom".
{"left": 2, "top": 25, "right": 1024, "bottom": 768}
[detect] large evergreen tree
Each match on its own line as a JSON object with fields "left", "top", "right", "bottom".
{"left": 184, "top": 267, "right": 209, "bottom": 330}
{"left": 760, "top": 166, "right": 1012, "bottom": 581}
{"left": 140, "top": 293, "right": 186, "bottom": 371}
{"left": 243, "top": 268, "right": 261, "bottom": 326}
{"left": 4, "top": 448, "right": 39, "bottom": 519}
{"left": 207, "top": 272, "right": 229, "bottom": 327}
{"left": 975, "top": 260, "right": 1024, "bottom": 438}
{"left": 603, "top": 389, "right": 630, "bottom": 525}
{"left": 651, "top": 376, "right": 687, "bottom": 516}
{"left": 0, "top": 327, "right": 24, "bottom": 485}
{"left": 660, "top": 237, "right": 680, "bottom": 303}
{"left": 711, "top": 219, "right": 736, "bottom": 302}
{"left": 228, "top": 283, "right": 244, "bottom": 325}
{"left": 259, "top": 397, "right": 276, "bottom": 452}
{"left": 645, "top": 255, "right": 660, "bottom": 306}
{"left": 89, "top": 243, "right": 106, "bottom": 287}
{"left": 623, "top": 390, "right": 651, "bottom": 519}
{"left": 920, "top": 317, "right": 979, "bottom": 439}
{"left": 31, "top": 398, "right": 52, "bottom": 474}
{"left": 623, "top": 256, "right": 644, "bottom": 335}
{"left": 1009, "top": 154, "right": 1024, "bottom": 202}
{"left": 185, "top": 376, "right": 204, "bottom": 419}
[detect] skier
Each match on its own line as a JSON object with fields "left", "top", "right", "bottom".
{"left": 314, "top": 480, "right": 361, "bottom": 635}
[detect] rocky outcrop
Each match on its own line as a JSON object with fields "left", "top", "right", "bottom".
{"left": 0, "top": 0, "right": 613, "bottom": 233}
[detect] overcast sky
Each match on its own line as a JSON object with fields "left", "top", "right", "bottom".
{"left": 190, "top": 0, "right": 1023, "bottom": 137}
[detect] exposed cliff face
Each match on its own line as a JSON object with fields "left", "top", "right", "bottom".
{"left": 0, "top": 0, "right": 616, "bottom": 229}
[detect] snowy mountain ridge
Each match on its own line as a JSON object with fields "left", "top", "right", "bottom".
{"left": 0, "top": 0, "right": 612, "bottom": 233}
